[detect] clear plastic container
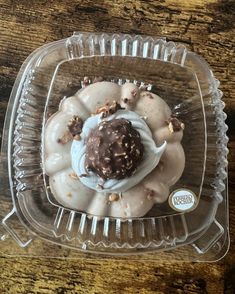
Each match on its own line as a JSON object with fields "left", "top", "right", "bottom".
{"left": 0, "top": 32, "right": 229, "bottom": 261}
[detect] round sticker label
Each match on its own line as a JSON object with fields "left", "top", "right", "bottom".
{"left": 168, "top": 189, "right": 197, "bottom": 212}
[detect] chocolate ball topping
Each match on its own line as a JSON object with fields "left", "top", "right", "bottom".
{"left": 85, "top": 118, "right": 144, "bottom": 180}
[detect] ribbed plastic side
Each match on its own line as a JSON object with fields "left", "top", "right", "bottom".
{"left": 66, "top": 33, "right": 187, "bottom": 66}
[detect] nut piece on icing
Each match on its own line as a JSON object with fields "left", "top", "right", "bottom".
{"left": 167, "top": 117, "right": 185, "bottom": 133}
{"left": 68, "top": 115, "right": 83, "bottom": 137}
{"left": 57, "top": 130, "right": 73, "bottom": 144}
{"left": 145, "top": 188, "right": 155, "bottom": 200}
{"left": 109, "top": 193, "right": 119, "bottom": 202}
{"left": 85, "top": 118, "right": 144, "bottom": 180}
{"left": 58, "top": 115, "right": 83, "bottom": 144}
{"left": 69, "top": 171, "right": 79, "bottom": 180}
{"left": 95, "top": 101, "right": 124, "bottom": 118}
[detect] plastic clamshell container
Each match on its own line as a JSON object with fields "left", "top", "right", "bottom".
{"left": 0, "top": 32, "right": 229, "bottom": 261}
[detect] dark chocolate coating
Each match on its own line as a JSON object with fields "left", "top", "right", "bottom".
{"left": 85, "top": 118, "right": 144, "bottom": 180}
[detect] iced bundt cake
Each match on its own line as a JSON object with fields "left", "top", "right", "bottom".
{"left": 44, "top": 81, "right": 185, "bottom": 217}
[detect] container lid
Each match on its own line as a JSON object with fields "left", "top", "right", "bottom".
{"left": 0, "top": 32, "right": 229, "bottom": 261}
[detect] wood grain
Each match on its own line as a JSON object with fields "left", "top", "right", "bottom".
{"left": 0, "top": 0, "right": 234, "bottom": 293}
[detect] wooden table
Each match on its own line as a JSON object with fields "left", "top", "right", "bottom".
{"left": 0, "top": 1, "right": 234, "bottom": 293}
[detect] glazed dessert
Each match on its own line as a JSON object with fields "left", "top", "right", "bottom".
{"left": 44, "top": 80, "right": 185, "bottom": 217}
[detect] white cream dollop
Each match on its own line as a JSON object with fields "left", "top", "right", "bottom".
{"left": 71, "top": 110, "right": 167, "bottom": 193}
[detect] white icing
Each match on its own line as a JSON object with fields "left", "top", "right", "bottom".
{"left": 71, "top": 110, "right": 167, "bottom": 193}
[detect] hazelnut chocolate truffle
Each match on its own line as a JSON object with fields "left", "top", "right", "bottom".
{"left": 71, "top": 109, "right": 167, "bottom": 194}
{"left": 85, "top": 118, "right": 144, "bottom": 180}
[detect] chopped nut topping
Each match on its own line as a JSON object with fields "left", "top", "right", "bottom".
{"left": 145, "top": 188, "right": 155, "bottom": 200}
{"left": 109, "top": 193, "right": 119, "bottom": 202}
{"left": 142, "top": 92, "right": 154, "bottom": 99}
{"left": 168, "top": 122, "right": 174, "bottom": 134}
{"left": 68, "top": 115, "right": 83, "bottom": 137}
{"left": 95, "top": 101, "right": 124, "bottom": 118}
{"left": 74, "top": 134, "right": 81, "bottom": 141}
{"left": 131, "top": 90, "right": 137, "bottom": 97}
{"left": 69, "top": 172, "right": 79, "bottom": 180}
{"left": 167, "top": 117, "right": 185, "bottom": 133}
{"left": 57, "top": 130, "right": 73, "bottom": 144}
